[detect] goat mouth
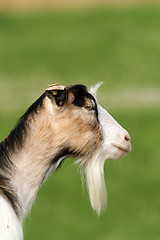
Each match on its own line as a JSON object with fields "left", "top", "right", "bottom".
{"left": 113, "top": 145, "right": 130, "bottom": 153}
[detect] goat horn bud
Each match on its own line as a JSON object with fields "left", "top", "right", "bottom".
{"left": 46, "top": 84, "right": 66, "bottom": 91}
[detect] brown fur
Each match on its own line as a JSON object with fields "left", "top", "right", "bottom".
{"left": 0, "top": 85, "right": 103, "bottom": 217}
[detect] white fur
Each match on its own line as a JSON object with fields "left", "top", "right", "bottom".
{"left": 83, "top": 85, "right": 131, "bottom": 214}
{"left": 0, "top": 197, "right": 23, "bottom": 240}
{"left": 85, "top": 153, "right": 107, "bottom": 215}
{"left": 98, "top": 104, "right": 131, "bottom": 160}
{"left": 89, "top": 82, "right": 103, "bottom": 99}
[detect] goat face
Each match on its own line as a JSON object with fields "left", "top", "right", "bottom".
{"left": 97, "top": 105, "right": 131, "bottom": 160}
{"left": 45, "top": 84, "right": 131, "bottom": 214}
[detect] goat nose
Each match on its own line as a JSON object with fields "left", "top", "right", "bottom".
{"left": 125, "top": 134, "right": 131, "bottom": 143}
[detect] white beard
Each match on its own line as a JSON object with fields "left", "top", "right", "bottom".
{"left": 78, "top": 153, "right": 107, "bottom": 215}
{"left": 76, "top": 84, "right": 131, "bottom": 215}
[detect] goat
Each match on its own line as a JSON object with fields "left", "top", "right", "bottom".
{"left": 0, "top": 84, "right": 131, "bottom": 240}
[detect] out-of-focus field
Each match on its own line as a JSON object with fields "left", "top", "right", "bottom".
{"left": 0, "top": 7, "right": 160, "bottom": 240}
{"left": 0, "top": 0, "right": 160, "bottom": 10}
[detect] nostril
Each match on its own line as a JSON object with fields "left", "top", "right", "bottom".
{"left": 125, "top": 135, "right": 131, "bottom": 143}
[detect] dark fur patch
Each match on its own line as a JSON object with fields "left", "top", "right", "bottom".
{"left": 69, "top": 85, "right": 91, "bottom": 106}
{"left": 1, "top": 93, "right": 46, "bottom": 155}
{"left": 68, "top": 85, "right": 98, "bottom": 117}
{"left": 46, "top": 89, "right": 67, "bottom": 107}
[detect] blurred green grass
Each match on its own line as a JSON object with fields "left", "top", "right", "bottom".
{"left": 0, "top": 7, "right": 160, "bottom": 240}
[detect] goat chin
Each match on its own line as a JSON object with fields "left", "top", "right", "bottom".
{"left": 78, "top": 155, "right": 107, "bottom": 216}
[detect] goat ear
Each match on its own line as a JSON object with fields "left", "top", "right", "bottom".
{"left": 45, "top": 84, "right": 67, "bottom": 107}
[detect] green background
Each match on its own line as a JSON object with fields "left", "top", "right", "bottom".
{"left": 0, "top": 7, "right": 160, "bottom": 240}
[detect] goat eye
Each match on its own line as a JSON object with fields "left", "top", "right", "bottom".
{"left": 85, "top": 106, "right": 95, "bottom": 111}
